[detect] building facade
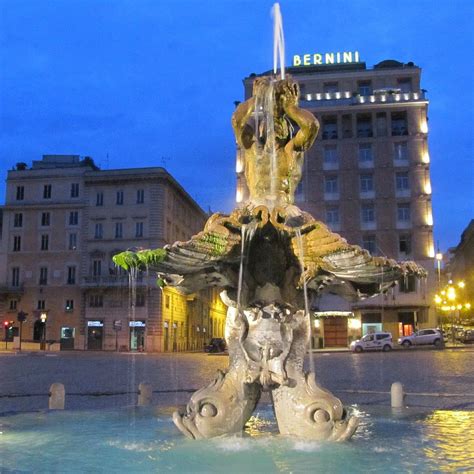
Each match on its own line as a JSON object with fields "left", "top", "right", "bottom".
{"left": 0, "top": 155, "right": 226, "bottom": 351}
{"left": 236, "top": 58, "right": 437, "bottom": 346}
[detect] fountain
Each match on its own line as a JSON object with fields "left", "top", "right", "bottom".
{"left": 113, "top": 4, "right": 426, "bottom": 442}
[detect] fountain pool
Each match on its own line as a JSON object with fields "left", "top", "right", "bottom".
{"left": 1, "top": 405, "right": 473, "bottom": 472}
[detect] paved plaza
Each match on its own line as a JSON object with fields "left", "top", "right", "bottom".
{"left": 1, "top": 349, "right": 473, "bottom": 414}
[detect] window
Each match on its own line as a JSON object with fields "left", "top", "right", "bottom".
{"left": 70, "top": 183, "right": 79, "bottom": 198}
{"left": 94, "top": 223, "right": 103, "bottom": 239}
{"left": 39, "top": 267, "right": 48, "bottom": 285}
{"left": 68, "top": 233, "right": 77, "bottom": 250}
{"left": 399, "top": 234, "right": 412, "bottom": 254}
{"left": 361, "top": 204, "right": 375, "bottom": 223}
{"left": 326, "top": 207, "right": 339, "bottom": 224}
{"left": 394, "top": 142, "right": 408, "bottom": 161}
{"left": 360, "top": 174, "right": 374, "bottom": 193}
{"left": 37, "top": 300, "right": 46, "bottom": 310}
{"left": 67, "top": 266, "right": 76, "bottom": 285}
{"left": 116, "top": 191, "right": 124, "bottom": 205}
{"left": 13, "top": 235, "right": 21, "bottom": 252}
{"left": 396, "top": 172, "right": 410, "bottom": 191}
{"left": 11, "top": 267, "right": 20, "bottom": 287}
{"left": 322, "top": 117, "right": 338, "bottom": 139}
{"left": 358, "top": 144, "right": 373, "bottom": 164}
{"left": 69, "top": 211, "right": 79, "bottom": 226}
{"left": 89, "top": 295, "right": 103, "bottom": 308}
{"left": 65, "top": 300, "right": 74, "bottom": 311}
{"left": 92, "top": 260, "right": 102, "bottom": 277}
{"left": 9, "top": 299, "right": 17, "bottom": 311}
{"left": 397, "top": 78, "right": 413, "bottom": 93}
{"left": 135, "top": 292, "right": 146, "bottom": 307}
{"left": 358, "top": 80, "right": 372, "bottom": 96}
{"left": 41, "top": 234, "right": 49, "bottom": 251}
{"left": 399, "top": 275, "right": 416, "bottom": 293}
{"left": 323, "top": 146, "right": 338, "bottom": 165}
{"left": 43, "top": 184, "right": 52, "bottom": 199}
{"left": 165, "top": 294, "right": 170, "bottom": 309}
{"left": 391, "top": 112, "right": 408, "bottom": 136}
{"left": 323, "top": 82, "right": 338, "bottom": 93}
{"left": 397, "top": 203, "right": 411, "bottom": 222}
{"left": 324, "top": 176, "right": 338, "bottom": 194}
{"left": 14, "top": 213, "right": 23, "bottom": 228}
{"left": 137, "top": 189, "right": 145, "bottom": 204}
{"left": 135, "top": 222, "right": 144, "bottom": 238}
{"left": 16, "top": 186, "right": 24, "bottom": 201}
{"left": 362, "top": 235, "right": 376, "bottom": 254}
{"left": 357, "top": 114, "right": 373, "bottom": 138}
{"left": 96, "top": 192, "right": 104, "bottom": 206}
{"left": 115, "top": 222, "right": 123, "bottom": 239}
{"left": 41, "top": 212, "right": 51, "bottom": 227}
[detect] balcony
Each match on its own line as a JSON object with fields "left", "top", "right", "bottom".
{"left": 0, "top": 284, "right": 25, "bottom": 296}
{"left": 302, "top": 90, "right": 426, "bottom": 108}
{"left": 81, "top": 275, "right": 146, "bottom": 288}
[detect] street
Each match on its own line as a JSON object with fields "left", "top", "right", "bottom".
{"left": 1, "top": 349, "right": 473, "bottom": 413}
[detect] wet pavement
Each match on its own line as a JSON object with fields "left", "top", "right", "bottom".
{"left": 0, "top": 349, "right": 473, "bottom": 413}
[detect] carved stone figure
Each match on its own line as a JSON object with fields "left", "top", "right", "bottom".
{"left": 114, "top": 75, "right": 426, "bottom": 442}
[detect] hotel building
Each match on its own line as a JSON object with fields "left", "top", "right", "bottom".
{"left": 236, "top": 57, "right": 437, "bottom": 346}
{"left": 0, "top": 155, "right": 226, "bottom": 351}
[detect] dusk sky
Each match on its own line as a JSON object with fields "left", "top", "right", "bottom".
{"left": 1, "top": 0, "right": 472, "bottom": 252}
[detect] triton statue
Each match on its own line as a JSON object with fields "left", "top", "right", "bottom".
{"left": 114, "top": 75, "right": 425, "bottom": 442}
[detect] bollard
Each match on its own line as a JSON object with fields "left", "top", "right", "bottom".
{"left": 49, "top": 383, "right": 65, "bottom": 410}
{"left": 391, "top": 382, "right": 404, "bottom": 408}
{"left": 138, "top": 382, "right": 152, "bottom": 406}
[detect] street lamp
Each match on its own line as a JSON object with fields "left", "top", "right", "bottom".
{"left": 40, "top": 312, "right": 47, "bottom": 350}
{"left": 434, "top": 280, "right": 471, "bottom": 345}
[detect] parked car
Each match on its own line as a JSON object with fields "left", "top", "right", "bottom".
{"left": 460, "top": 329, "right": 474, "bottom": 344}
{"left": 350, "top": 332, "right": 393, "bottom": 353}
{"left": 204, "top": 338, "right": 226, "bottom": 353}
{"left": 398, "top": 329, "right": 443, "bottom": 348}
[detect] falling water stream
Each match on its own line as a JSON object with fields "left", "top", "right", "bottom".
{"left": 295, "top": 229, "right": 315, "bottom": 374}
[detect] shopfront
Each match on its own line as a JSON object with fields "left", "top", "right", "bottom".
{"left": 60, "top": 327, "right": 75, "bottom": 350}
{"left": 129, "top": 320, "right": 146, "bottom": 351}
{"left": 87, "top": 320, "right": 104, "bottom": 350}
{"left": 361, "top": 312, "right": 382, "bottom": 335}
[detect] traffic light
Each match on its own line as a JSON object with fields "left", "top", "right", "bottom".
{"left": 3, "top": 321, "right": 8, "bottom": 329}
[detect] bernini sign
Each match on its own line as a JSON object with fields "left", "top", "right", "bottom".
{"left": 293, "top": 51, "right": 360, "bottom": 67}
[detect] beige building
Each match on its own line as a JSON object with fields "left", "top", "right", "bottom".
{"left": 237, "top": 58, "right": 437, "bottom": 346}
{"left": 0, "top": 155, "right": 226, "bottom": 351}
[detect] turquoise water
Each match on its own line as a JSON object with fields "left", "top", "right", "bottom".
{"left": 1, "top": 405, "right": 473, "bottom": 473}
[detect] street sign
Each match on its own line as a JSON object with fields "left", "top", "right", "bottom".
{"left": 113, "top": 320, "right": 122, "bottom": 330}
{"left": 17, "top": 311, "right": 28, "bottom": 322}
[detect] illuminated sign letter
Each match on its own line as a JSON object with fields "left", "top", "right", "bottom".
{"left": 325, "top": 53, "right": 335, "bottom": 64}
{"left": 303, "top": 54, "right": 311, "bottom": 66}
{"left": 293, "top": 55, "right": 302, "bottom": 66}
{"left": 354, "top": 51, "right": 360, "bottom": 62}
{"left": 313, "top": 53, "right": 322, "bottom": 65}
{"left": 336, "top": 52, "right": 341, "bottom": 63}
{"left": 343, "top": 52, "right": 353, "bottom": 63}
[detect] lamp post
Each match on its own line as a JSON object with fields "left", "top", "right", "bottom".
{"left": 435, "top": 250, "right": 443, "bottom": 329}
{"left": 40, "top": 312, "right": 47, "bottom": 350}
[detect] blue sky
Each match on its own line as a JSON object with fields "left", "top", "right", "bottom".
{"left": 1, "top": 0, "right": 473, "bottom": 251}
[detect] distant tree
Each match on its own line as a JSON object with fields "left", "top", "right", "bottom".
{"left": 15, "top": 162, "right": 28, "bottom": 170}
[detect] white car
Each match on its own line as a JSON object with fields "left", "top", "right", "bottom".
{"left": 398, "top": 329, "right": 443, "bottom": 348}
{"left": 350, "top": 332, "right": 393, "bottom": 352}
